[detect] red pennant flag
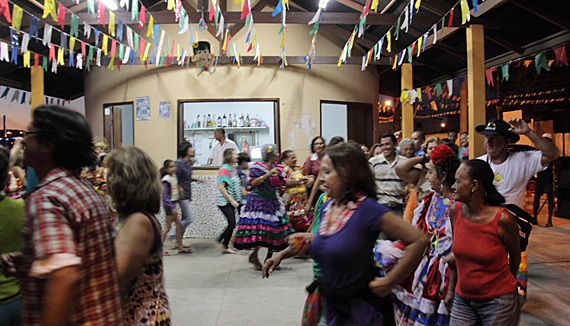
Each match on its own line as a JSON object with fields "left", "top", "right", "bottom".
{"left": 111, "top": 39, "right": 117, "bottom": 56}
{"left": 485, "top": 68, "right": 494, "bottom": 86}
{"left": 34, "top": 53, "right": 39, "bottom": 67}
{"left": 49, "top": 44, "right": 56, "bottom": 62}
{"left": 247, "top": 42, "right": 253, "bottom": 52}
{"left": 57, "top": 3, "right": 66, "bottom": 28}
{"left": 554, "top": 45, "right": 568, "bottom": 67}
{"left": 165, "top": 56, "right": 169, "bottom": 68}
{"left": 0, "top": 0, "right": 11, "bottom": 23}
{"left": 447, "top": 8, "right": 454, "bottom": 27}
{"left": 241, "top": 0, "right": 250, "bottom": 20}
{"left": 117, "top": 55, "right": 121, "bottom": 70}
{"left": 81, "top": 41, "right": 86, "bottom": 58}
{"left": 426, "top": 85, "right": 431, "bottom": 100}
{"left": 139, "top": 38, "right": 145, "bottom": 57}
{"left": 169, "top": 40, "right": 175, "bottom": 58}
{"left": 139, "top": 5, "right": 146, "bottom": 29}
{"left": 97, "top": 1, "right": 105, "bottom": 27}
{"left": 209, "top": 0, "right": 215, "bottom": 20}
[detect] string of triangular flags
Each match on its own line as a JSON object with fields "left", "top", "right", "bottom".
{"left": 272, "top": 0, "right": 289, "bottom": 69}
{"left": 304, "top": 0, "right": 329, "bottom": 70}
{"left": 355, "top": 0, "right": 473, "bottom": 71}
{"left": 0, "top": 85, "right": 72, "bottom": 106}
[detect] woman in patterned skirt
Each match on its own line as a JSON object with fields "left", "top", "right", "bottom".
{"left": 234, "top": 144, "right": 295, "bottom": 270}
{"left": 280, "top": 150, "right": 313, "bottom": 232}
{"left": 107, "top": 146, "right": 171, "bottom": 325}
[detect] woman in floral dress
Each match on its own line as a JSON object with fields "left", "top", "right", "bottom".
{"left": 280, "top": 150, "right": 312, "bottom": 232}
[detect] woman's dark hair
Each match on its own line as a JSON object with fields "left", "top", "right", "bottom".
{"left": 328, "top": 136, "right": 345, "bottom": 147}
{"left": 464, "top": 159, "right": 505, "bottom": 206}
{"left": 32, "top": 105, "right": 95, "bottom": 171}
{"left": 222, "top": 148, "right": 235, "bottom": 165}
{"left": 310, "top": 136, "right": 325, "bottom": 153}
{"left": 160, "top": 159, "right": 174, "bottom": 178}
{"left": 433, "top": 154, "right": 461, "bottom": 189}
{"left": 279, "top": 150, "right": 294, "bottom": 164}
{"left": 324, "top": 143, "right": 377, "bottom": 202}
{"left": 0, "top": 146, "right": 9, "bottom": 189}
{"left": 177, "top": 142, "right": 192, "bottom": 159}
{"left": 237, "top": 152, "right": 250, "bottom": 166}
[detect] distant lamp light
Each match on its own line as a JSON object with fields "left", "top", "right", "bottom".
{"left": 384, "top": 100, "right": 392, "bottom": 107}
{"left": 441, "top": 122, "right": 446, "bottom": 128}
{"left": 99, "top": 0, "right": 118, "bottom": 10}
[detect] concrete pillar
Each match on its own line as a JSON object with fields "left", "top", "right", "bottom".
{"left": 466, "top": 25, "right": 486, "bottom": 158}
{"left": 30, "top": 66, "right": 44, "bottom": 112}
{"left": 401, "top": 63, "right": 413, "bottom": 138}
{"left": 459, "top": 81, "right": 468, "bottom": 133}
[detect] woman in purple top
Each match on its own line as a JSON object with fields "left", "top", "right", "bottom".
{"left": 289, "top": 143, "right": 428, "bottom": 326}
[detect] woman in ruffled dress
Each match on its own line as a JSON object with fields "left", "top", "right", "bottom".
{"left": 281, "top": 150, "right": 312, "bottom": 232}
{"left": 107, "top": 146, "right": 171, "bottom": 325}
{"left": 378, "top": 144, "right": 461, "bottom": 326}
{"left": 234, "top": 144, "right": 295, "bottom": 270}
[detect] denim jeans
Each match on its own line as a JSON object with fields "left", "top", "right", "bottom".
{"left": 450, "top": 291, "right": 520, "bottom": 326}
{"left": 0, "top": 297, "right": 21, "bottom": 326}
{"left": 166, "top": 199, "right": 192, "bottom": 241}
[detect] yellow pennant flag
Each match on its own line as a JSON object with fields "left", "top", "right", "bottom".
{"left": 349, "top": 30, "right": 356, "bottom": 53}
{"left": 401, "top": 90, "right": 410, "bottom": 103}
{"left": 42, "top": 0, "right": 57, "bottom": 21}
{"left": 284, "top": 53, "right": 288, "bottom": 66}
{"left": 387, "top": 30, "right": 391, "bottom": 53}
{"left": 280, "top": 33, "right": 285, "bottom": 48}
{"left": 283, "top": 0, "right": 289, "bottom": 10}
{"left": 70, "top": 37, "right": 76, "bottom": 51}
{"left": 144, "top": 43, "right": 151, "bottom": 61}
{"left": 102, "top": 34, "right": 108, "bottom": 56}
{"left": 108, "top": 55, "right": 115, "bottom": 70}
{"left": 24, "top": 51, "right": 31, "bottom": 68}
{"left": 415, "top": 0, "right": 421, "bottom": 12}
{"left": 109, "top": 12, "right": 116, "bottom": 36}
{"left": 371, "top": 0, "right": 379, "bottom": 12}
{"left": 234, "top": 0, "right": 242, "bottom": 5}
{"left": 222, "top": 30, "right": 228, "bottom": 51}
{"left": 12, "top": 5, "right": 23, "bottom": 31}
{"left": 416, "top": 88, "right": 422, "bottom": 102}
{"left": 176, "top": 44, "right": 180, "bottom": 60}
{"left": 57, "top": 47, "right": 65, "bottom": 65}
{"left": 167, "top": 0, "right": 175, "bottom": 11}
{"left": 147, "top": 16, "right": 154, "bottom": 38}
{"left": 460, "top": 0, "right": 470, "bottom": 25}
{"left": 417, "top": 36, "right": 422, "bottom": 57}
{"left": 392, "top": 54, "right": 398, "bottom": 69}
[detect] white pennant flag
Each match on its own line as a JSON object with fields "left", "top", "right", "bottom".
{"left": 447, "top": 79, "right": 453, "bottom": 95}
{"left": 84, "top": 23, "right": 91, "bottom": 39}
{"left": 361, "top": 55, "right": 366, "bottom": 71}
{"left": 216, "top": 15, "right": 224, "bottom": 37}
{"left": 179, "top": 15, "right": 189, "bottom": 34}
{"left": 254, "top": 42, "right": 260, "bottom": 61}
{"left": 157, "top": 30, "right": 165, "bottom": 53}
{"left": 126, "top": 27, "right": 134, "bottom": 49}
{"left": 432, "top": 24, "right": 437, "bottom": 44}
{"left": 21, "top": 33, "right": 29, "bottom": 53}
{"left": 96, "top": 48, "right": 102, "bottom": 66}
{"left": 0, "top": 42, "right": 9, "bottom": 62}
{"left": 123, "top": 46, "right": 130, "bottom": 64}
{"left": 398, "top": 48, "right": 406, "bottom": 66}
{"left": 409, "top": 89, "right": 418, "bottom": 104}
{"left": 76, "top": 53, "right": 83, "bottom": 69}
{"left": 178, "top": 50, "right": 186, "bottom": 65}
{"left": 308, "top": 8, "right": 322, "bottom": 25}
{"left": 51, "top": 60, "right": 57, "bottom": 73}
{"left": 43, "top": 24, "right": 53, "bottom": 46}
{"left": 401, "top": 6, "right": 409, "bottom": 34}
{"left": 340, "top": 44, "right": 348, "bottom": 63}
{"left": 120, "top": 0, "right": 129, "bottom": 9}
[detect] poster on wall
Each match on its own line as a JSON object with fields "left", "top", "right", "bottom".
{"left": 136, "top": 96, "right": 150, "bottom": 121}
{"left": 159, "top": 101, "right": 170, "bottom": 119}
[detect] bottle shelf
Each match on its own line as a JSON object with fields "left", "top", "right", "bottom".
{"left": 184, "top": 126, "right": 269, "bottom": 131}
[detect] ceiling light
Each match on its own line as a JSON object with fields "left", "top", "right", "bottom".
{"left": 441, "top": 122, "right": 446, "bottom": 128}
{"left": 99, "top": 0, "right": 118, "bottom": 11}
{"left": 384, "top": 100, "right": 392, "bottom": 107}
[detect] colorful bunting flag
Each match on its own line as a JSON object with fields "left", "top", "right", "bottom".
{"left": 43, "top": 0, "right": 57, "bottom": 21}
{"left": 554, "top": 45, "right": 568, "bottom": 67}
{"left": 0, "top": 0, "right": 11, "bottom": 23}
{"left": 485, "top": 68, "right": 494, "bottom": 86}
{"left": 11, "top": 5, "right": 22, "bottom": 31}
{"left": 57, "top": 3, "right": 66, "bottom": 28}
{"left": 535, "top": 52, "right": 550, "bottom": 74}
{"left": 109, "top": 11, "right": 116, "bottom": 36}
{"left": 501, "top": 63, "right": 509, "bottom": 81}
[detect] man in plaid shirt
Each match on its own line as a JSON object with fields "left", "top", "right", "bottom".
{"left": 18, "top": 105, "right": 124, "bottom": 325}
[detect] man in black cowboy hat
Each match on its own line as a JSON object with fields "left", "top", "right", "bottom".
{"left": 476, "top": 117, "right": 559, "bottom": 209}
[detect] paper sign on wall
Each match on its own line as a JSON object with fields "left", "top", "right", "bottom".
{"left": 136, "top": 96, "right": 150, "bottom": 121}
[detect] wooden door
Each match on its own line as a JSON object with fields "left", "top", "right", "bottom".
{"left": 347, "top": 103, "right": 374, "bottom": 147}
{"left": 103, "top": 106, "right": 123, "bottom": 150}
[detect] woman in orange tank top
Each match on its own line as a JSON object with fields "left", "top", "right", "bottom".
{"left": 445, "top": 160, "right": 521, "bottom": 326}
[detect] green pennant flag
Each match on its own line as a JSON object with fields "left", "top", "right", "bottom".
{"left": 373, "top": 43, "right": 378, "bottom": 60}
{"left": 132, "top": 0, "right": 139, "bottom": 22}
{"left": 436, "top": 83, "right": 442, "bottom": 95}
{"left": 119, "top": 43, "right": 124, "bottom": 60}
{"left": 87, "top": 0, "right": 95, "bottom": 16}
{"left": 215, "top": 7, "right": 220, "bottom": 27}
{"left": 0, "top": 87, "right": 9, "bottom": 99}
{"left": 135, "top": 34, "right": 140, "bottom": 53}
{"left": 395, "top": 16, "right": 400, "bottom": 40}
{"left": 309, "top": 21, "right": 320, "bottom": 35}
{"left": 160, "top": 52, "right": 165, "bottom": 65}
{"left": 20, "top": 92, "right": 26, "bottom": 104}
{"left": 245, "top": 14, "right": 250, "bottom": 27}
{"left": 407, "top": 45, "right": 412, "bottom": 63}
{"left": 535, "top": 52, "right": 550, "bottom": 74}
{"left": 70, "top": 15, "right": 79, "bottom": 38}
{"left": 440, "top": 17, "right": 444, "bottom": 39}
{"left": 501, "top": 63, "right": 509, "bottom": 81}
{"left": 279, "top": 25, "right": 285, "bottom": 34}
{"left": 42, "top": 57, "right": 48, "bottom": 71}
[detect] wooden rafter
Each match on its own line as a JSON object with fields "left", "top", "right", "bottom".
{"left": 510, "top": 0, "right": 570, "bottom": 32}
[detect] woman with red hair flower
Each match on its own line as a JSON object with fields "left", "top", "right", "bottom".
{"left": 376, "top": 144, "right": 461, "bottom": 326}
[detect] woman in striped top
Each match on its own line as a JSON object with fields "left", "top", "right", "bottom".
{"left": 216, "top": 148, "right": 242, "bottom": 254}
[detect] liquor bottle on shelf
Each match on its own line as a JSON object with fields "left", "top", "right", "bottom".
{"left": 207, "top": 114, "right": 212, "bottom": 128}
{"left": 184, "top": 120, "right": 189, "bottom": 129}
{"left": 217, "top": 115, "right": 222, "bottom": 127}
{"left": 196, "top": 115, "right": 201, "bottom": 128}
{"left": 233, "top": 114, "right": 238, "bottom": 128}
{"left": 213, "top": 115, "right": 217, "bottom": 127}
{"left": 228, "top": 114, "right": 233, "bottom": 127}
{"left": 222, "top": 114, "right": 227, "bottom": 127}
{"left": 238, "top": 114, "right": 245, "bottom": 127}
{"left": 245, "top": 114, "right": 250, "bottom": 127}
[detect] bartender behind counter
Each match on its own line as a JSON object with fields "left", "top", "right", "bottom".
{"left": 207, "top": 128, "right": 239, "bottom": 166}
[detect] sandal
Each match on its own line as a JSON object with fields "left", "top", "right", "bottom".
{"left": 178, "top": 248, "right": 193, "bottom": 254}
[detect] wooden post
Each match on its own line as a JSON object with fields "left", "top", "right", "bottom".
{"left": 30, "top": 66, "right": 44, "bottom": 112}
{"left": 466, "top": 25, "right": 486, "bottom": 158}
{"left": 401, "top": 63, "right": 414, "bottom": 138}
{"left": 459, "top": 81, "right": 468, "bottom": 133}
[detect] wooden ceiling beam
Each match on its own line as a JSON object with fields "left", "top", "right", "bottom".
{"left": 510, "top": 0, "right": 570, "bottom": 32}
{"left": 485, "top": 32, "right": 523, "bottom": 55}
{"left": 181, "top": 1, "right": 218, "bottom": 39}
{"left": 334, "top": 0, "right": 364, "bottom": 12}
{"left": 229, "top": 0, "right": 271, "bottom": 36}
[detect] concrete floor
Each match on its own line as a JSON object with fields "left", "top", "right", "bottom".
{"left": 164, "top": 211, "right": 570, "bottom": 326}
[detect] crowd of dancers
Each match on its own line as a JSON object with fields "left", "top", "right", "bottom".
{"left": 0, "top": 104, "right": 560, "bottom": 326}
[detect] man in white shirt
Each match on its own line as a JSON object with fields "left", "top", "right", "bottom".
{"left": 207, "top": 128, "right": 239, "bottom": 166}
{"left": 476, "top": 118, "right": 559, "bottom": 208}
{"left": 369, "top": 133, "right": 407, "bottom": 216}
